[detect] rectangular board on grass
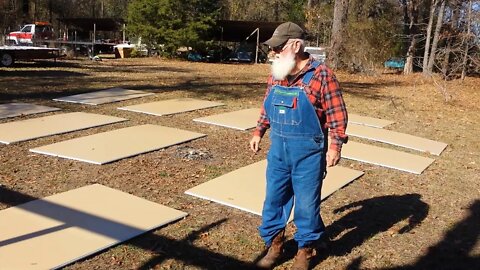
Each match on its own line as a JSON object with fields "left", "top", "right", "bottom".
{"left": 185, "top": 160, "right": 364, "bottom": 216}
{"left": 0, "top": 103, "right": 60, "bottom": 120}
{"left": 118, "top": 98, "right": 224, "bottom": 116}
{"left": 341, "top": 141, "right": 435, "bottom": 174}
{"left": 53, "top": 88, "right": 154, "bottom": 105}
{"left": 346, "top": 123, "right": 448, "bottom": 155}
{"left": 193, "top": 108, "right": 259, "bottom": 130}
{"left": 348, "top": 113, "right": 394, "bottom": 128}
{"left": 0, "top": 184, "right": 187, "bottom": 270}
{"left": 30, "top": 124, "right": 206, "bottom": 164}
{"left": 0, "top": 112, "right": 127, "bottom": 144}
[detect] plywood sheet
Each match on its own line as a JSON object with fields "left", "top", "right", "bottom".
{"left": 30, "top": 124, "right": 206, "bottom": 164}
{"left": 193, "top": 108, "right": 259, "bottom": 130}
{"left": 118, "top": 98, "right": 224, "bottom": 116}
{"left": 342, "top": 141, "right": 435, "bottom": 174}
{"left": 0, "top": 184, "right": 187, "bottom": 270}
{"left": 53, "top": 88, "right": 154, "bottom": 105}
{"left": 0, "top": 112, "right": 127, "bottom": 144}
{"left": 0, "top": 103, "right": 60, "bottom": 120}
{"left": 348, "top": 113, "right": 394, "bottom": 128}
{"left": 186, "top": 160, "right": 364, "bottom": 216}
{"left": 347, "top": 123, "right": 448, "bottom": 155}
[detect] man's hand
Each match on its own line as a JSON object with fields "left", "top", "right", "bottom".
{"left": 250, "top": 135, "right": 262, "bottom": 153}
{"left": 327, "top": 148, "right": 341, "bottom": 167}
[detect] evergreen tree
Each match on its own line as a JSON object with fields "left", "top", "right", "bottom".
{"left": 127, "top": 0, "right": 220, "bottom": 55}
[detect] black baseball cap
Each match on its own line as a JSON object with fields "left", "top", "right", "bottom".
{"left": 264, "top": 22, "right": 306, "bottom": 47}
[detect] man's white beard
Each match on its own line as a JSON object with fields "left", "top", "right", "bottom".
{"left": 271, "top": 52, "right": 296, "bottom": 80}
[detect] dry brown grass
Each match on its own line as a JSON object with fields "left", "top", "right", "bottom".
{"left": 0, "top": 57, "right": 479, "bottom": 270}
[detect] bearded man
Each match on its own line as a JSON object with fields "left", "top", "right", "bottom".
{"left": 250, "top": 22, "right": 348, "bottom": 270}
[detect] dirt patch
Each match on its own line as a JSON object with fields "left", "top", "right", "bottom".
{"left": 0, "top": 58, "right": 479, "bottom": 270}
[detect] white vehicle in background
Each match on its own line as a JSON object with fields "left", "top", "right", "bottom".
{"left": 6, "top": 22, "right": 55, "bottom": 46}
{"left": 304, "top": 46, "right": 326, "bottom": 62}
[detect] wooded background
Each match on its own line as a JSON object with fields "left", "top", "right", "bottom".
{"left": 0, "top": 0, "right": 478, "bottom": 77}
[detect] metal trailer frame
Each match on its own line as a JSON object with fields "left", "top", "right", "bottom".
{"left": 0, "top": 46, "right": 63, "bottom": 67}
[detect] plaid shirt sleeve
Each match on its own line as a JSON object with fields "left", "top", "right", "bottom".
{"left": 253, "top": 75, "right": 273, "bottom": 137}
{"left": 317, "top": 66, "right": 348, "bottom": 151}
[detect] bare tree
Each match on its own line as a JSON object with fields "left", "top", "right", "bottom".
{"left": 461, "top": 0, "right": 473, "bottom": 80}
{"left": 329, "top": 0, "right": 349, "bottom": 69}
{"left": 426, "top": 0, "right": 446, "bottom": 74}
{"left": 403, "top": 0, "right": 420, "bottom": 74}
{"left": 422, "top": 0, "right": 437, "bottom": 74}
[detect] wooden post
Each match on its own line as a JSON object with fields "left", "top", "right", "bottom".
{"left": 255, "top": 28, "right": 259, "bottom": 64}
{"left": 92, "top": 23, "right": 96, "bottom": 57}
{"left": 123, "top": 24, "right": 126, "bottom": 43}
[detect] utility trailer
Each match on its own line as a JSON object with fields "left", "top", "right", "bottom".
{"left": 0, "top": 46, "right": 63, "bottom": 67}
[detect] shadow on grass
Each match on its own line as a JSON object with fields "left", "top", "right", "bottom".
{"left": 0, "top": 186, "right": 252, "bottom": 269}
{"left": 341, "top": 81, "right": 403, "bottom": 100}
{"left": 0, "top": 70, "right": 87, "bottom": 78}
{"left": 271, "top": 194, "right": 429, "bottom": 269}
{"left": 346, "top": 199, "right": 480, "bottom": 270}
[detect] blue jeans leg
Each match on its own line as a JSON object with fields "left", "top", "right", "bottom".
{"left": 289, "top": 139, "right": 325, "bottom": 247}
{"left": 259, "top": 138, "right": 294, "bottom": 246}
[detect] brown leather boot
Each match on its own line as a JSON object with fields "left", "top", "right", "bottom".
{"left": 255, "top": 230, "right": 285, "bottom": 269}
{"left": 290, "top": 247, "right": 316, "bottom": 270}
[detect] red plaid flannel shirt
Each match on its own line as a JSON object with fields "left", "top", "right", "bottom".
{"left": 253, "top": 57, "right": 348, "bottom": 151}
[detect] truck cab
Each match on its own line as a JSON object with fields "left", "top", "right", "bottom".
{"left": 6, "top": 22, "right": 55, "bottom": 46}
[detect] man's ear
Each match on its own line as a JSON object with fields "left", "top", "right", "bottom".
{"left": 293, "top": 41, "right": 301, "bottom": 54}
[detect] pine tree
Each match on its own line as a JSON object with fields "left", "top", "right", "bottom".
{"left": 127, "top": 0, "right": 220, "bottom": 55}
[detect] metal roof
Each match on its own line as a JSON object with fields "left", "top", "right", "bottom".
{"left": 57, "top": 18, "right": 124, "bottom": 32}
{"left": 214, "top": 20, "right": 284, "bottom": 43}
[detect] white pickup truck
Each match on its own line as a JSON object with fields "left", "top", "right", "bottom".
{"left": 6, "top": 22, "right": 55, "bottom": 45}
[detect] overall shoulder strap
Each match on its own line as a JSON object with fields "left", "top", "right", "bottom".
{"left": 301, "top": 60, "right": 321, "bottom": 95}
{"left": 301, "top": 60, "right": 321, "bottom": 85}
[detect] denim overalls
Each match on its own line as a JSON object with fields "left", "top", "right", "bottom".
{"left": 259, "top": 61, "right": 327, "bottom": 248}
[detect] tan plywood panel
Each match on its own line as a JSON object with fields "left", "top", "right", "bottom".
{"left": 347, "top": 123, "right": 448, "bottom": 155}
{"left": 30, "top": 124, "right": 206, "bottom": 164}
{"left": 193, "top": 108, "right": 259, "bottom": 130}
{"left": 118, "top": 98, "right": 224, "bottom": 116}
{"left": 186, "top": 160, "right": 364, "bottom": 216}
{"left": 53, "top": 88, "right": 154, "bottom": 105}
{"left": 0, "top": 184, "right": 187, "bottom": 270}
{"left": 342, "top": 141, "right": 435, "bottom": 174}
{"left": 348, "top": 113, "right": 394, "bottom": 128}
{"left": 0, "top": 112, "right": 127, "bottom": 144}
{"left": 0, "top": 103, "right": 60, "bottom": 120}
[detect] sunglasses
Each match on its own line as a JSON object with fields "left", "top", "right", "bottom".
{"left": 271, "top": 41, "right": 295, "bottom": 53}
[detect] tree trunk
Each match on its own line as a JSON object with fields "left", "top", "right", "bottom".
{"left": 461, "top": 0, "right": 473, "bottom": 80}
{"left": 426, "top": 0, "right": 446, "bottom": 74}
{"left": 441, "top": 3, "right": 460, "bottom": 79}
{"left": 329, "top": 0, "right": 349, "bottom": 69}
{"left": 307, "top": 0, "right": 314, "bottom": 8}
{"left": 403, "top": 0, "right": 419, "bottom": 75}
{"left": 404, "top": 36, "right": 417, "bottom": 74}
{"left": 423, "top": 0, "right": 437, "bottom": 74}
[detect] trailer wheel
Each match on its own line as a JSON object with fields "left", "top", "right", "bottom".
{"left": 1, "top": 52, "right": 14, "bottom": 67}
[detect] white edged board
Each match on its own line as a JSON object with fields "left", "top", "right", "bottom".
{"left": 348, "top": 113, "right": 394, "bottom": 128}
{"left": 193, "top": 108, "right": 259, "bottom": 130}
{"left": 346, "top": 123, "right": 448, "bottom": 155}
{"left": 342, "top": 141, "right": 435, "bottom": 174}
{"left": 118, "top": 98, "right": 224, "bottom": 116}
{"left": 0, "top": 112, "right": 127, "bottom": 144}
{"left": 53, "top": 88, "right": 154, "bottom": 105}
{"left": 0, "top": 184, "right": 187, "bottom": 270}
{"left": 0, "top": 103, "right": 60, "bottom": 120}
{"left": 30, "top": 124, "right": 206, "bottom": 164}
{"left": 186, "top": 160, "right": 364, "bottom": 216}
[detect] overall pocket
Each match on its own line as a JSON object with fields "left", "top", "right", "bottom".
{"left": 270, "top": 93, "right": 302, "bottom": 125}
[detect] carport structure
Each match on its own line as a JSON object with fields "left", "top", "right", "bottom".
{"left": 213, "top": 20, "right": 282, "bottom": 63}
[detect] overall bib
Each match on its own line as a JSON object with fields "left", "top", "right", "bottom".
{"left": 259, "top": 62, "right": 327, "bottom": 248}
